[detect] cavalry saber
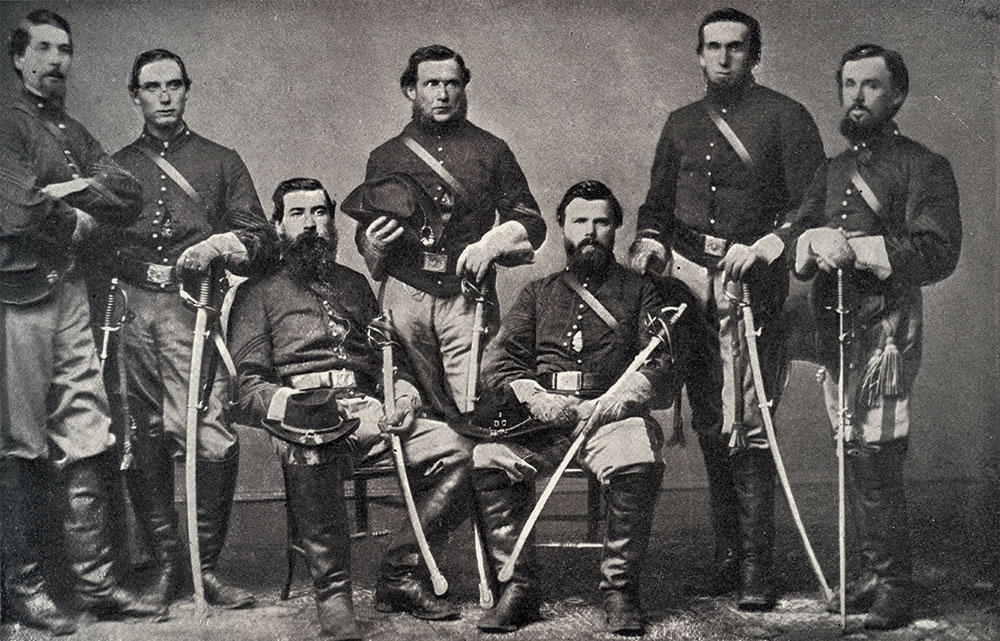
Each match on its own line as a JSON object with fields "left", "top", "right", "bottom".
{"left": 836, "top": 269, "right": 848, "bottom": 631}
{"left": 499, "top": 305, "right": 686, "bottom": 584}
{"left": 739, "top": 283, "right": 833, "bottom": 603}
{"left": 184, "top": 275, "right": 212, "bottom": 617}
{"left": 98, "top": 277, "right": 120, "bottom": 369}
{"left": 379, "top": 311, "right": 448, "bottom": 596}
{"left": 463, "top": 280, "right": 496, "bottom": 607}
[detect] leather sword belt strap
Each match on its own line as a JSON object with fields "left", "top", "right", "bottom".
{"left": 541, "top": 371, "right": 613, "bottom": 396}
{"left": 673, "top": 223, "right": 735, "bottom": 260}
{"left": 117, "top": 256, "right": 179, "bottom": 289}
{"left": 286, "top": 369, "right": 359, "bottom": 392}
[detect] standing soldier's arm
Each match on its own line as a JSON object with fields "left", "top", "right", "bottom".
{"left": 632, "top": 114, "right": 681, "bottom": 275}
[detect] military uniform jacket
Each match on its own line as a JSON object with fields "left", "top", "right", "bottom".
{"left": 637, "top": 80, "right": 824, "bottom": 268}
{"left": 782, "top": 125, "right": 961, "bottom": 393}
{"left": 99, "top": 124, "right": 275, "bottom": 286}
{"left": 481, "top": 262, "right": 691, "bottom": 402}
{"left": 359, "top": 118, "right": 546, "bottom": 297}
{"left": 228, "top": 262, "right": 418, "bottom": 426}
{"left": 1, "top": 89, "right": 142, "bottom": 304}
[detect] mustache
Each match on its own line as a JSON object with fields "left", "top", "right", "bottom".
{"left": 42, "top": 71, "right": 66, "bottom": 80}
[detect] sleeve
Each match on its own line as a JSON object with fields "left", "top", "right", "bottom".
{"left": 218, "top": 150, "right": 278, "bottom": 276}
{"left": 353, "top": 152, "right": 391, "bottom": 280}
{"left": 778, "top": 102, "right": 826, "bottom": 220}
{"left": 777, "top": 161, "right": 831, "bottom": 278}
{"left": 480, "top": 280, "right": 539, "bottom": 389}
{"left": 0, "top": 116, "right": 76, "bottom": 240}
{"left": 493, "top": 142, "right": 546, "bottom": 251}
{"left": 636, "top": 113, "right": 680, "bottom": 246}
{"left": 636, "top": 278, "right": 691, "bottom": 401}
{"left": 883, "top": 152, "right": 961, "bottom": 287}
{"left": 62, "top": 126, "right": 143, "bottom": 226}
{"left": 227, "top": 284, "right": 284, "bottom": 427}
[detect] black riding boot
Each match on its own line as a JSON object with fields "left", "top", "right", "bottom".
{"left": 196, "top": 450, "right": 256, "bottom": 609}
{"left": 734, "top": 450, "right": 777, "bottom": 611}
{"left": 849, "top": 441, "right": 913, "bottom": 630}
{"left": 374, "top": 460, "right": 470, "bottom": 620}
{"left": 1, "top": 457, "right": 78, "bottom": 635}
{"left": 61, "top": 452, "right": 161, "bottom": 619}
{"left": 126, "top": 431, "right": 183, "bottom": 618}
{"left": 472, "top": 468, "right": 541, "bottom": 633}
{"left": 284, "top": 461, "right": 362, "bottom": 640}
{"left": 699, "top": 435, "right": 740, "bottom": 595}
{"left": 601, "top": 464, "right": 663, "bottom": 636}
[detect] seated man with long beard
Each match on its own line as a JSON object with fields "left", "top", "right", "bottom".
{"left": 227, "top": 178, "right": 474, "bottom": 640}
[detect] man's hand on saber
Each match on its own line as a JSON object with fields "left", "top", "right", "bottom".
{"left": 498, "top": 305, "right": 685, "bottom": 583}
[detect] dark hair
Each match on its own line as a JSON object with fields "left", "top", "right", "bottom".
{"left": 697, "top": 8, "right": 761, "bottom": 66}
{"left": 9, "top": 10, "right": 72, "bottom": 70}
{"left": 836, "top": 43, "right": 909, "bottom": 103}
{"left": 128, "top": 49, "right": 191, "bottom": 93}
{"left": 399, "top": 44, "right": 471, "bottom": 91}
{"left": 272, "top": 178, "right": 336, "bottom": 223}
{"left": 555, "top": 180, "right": 623, "bottom": 228}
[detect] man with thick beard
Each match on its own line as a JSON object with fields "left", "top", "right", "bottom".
{"left": 467, "top": 181, "right": 692, "bottom": 635}
{"left": 353, "top": 44, "right": 546, "bottom": 427}
{"left": 779, "top": 45, "right": 961, "bottom": 629}
{"left": 86, "top": 48, "right": 276, "bottom": 615}
{"left": 228, "top": 178, "right": 474, "bottom": 636}
{"left": 1, "top": 10, "right": 160, "bottom": 635}
{"left": 628, "top": 8, "right": 825, "bottom": 609}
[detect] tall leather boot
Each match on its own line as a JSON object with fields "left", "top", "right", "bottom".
{"left": 195, "top": 450, "right": 256, "bottom": 609}
{"left": 61, "top": 452, "right": 161, "bottom": 619}
{"left": 849, "top": 441, "right": 913, "bottom": 630}
{"left": 601, "top": 464, "right": 663, "bottom": 636}
{"left": 473, "top": 468, "right": 541, "bottom": 633}
{"left": 734, "top": 449, "right": 777, "bottom": 611}
{"left": 284, "top": 461, "right": 362, "bottom": 641}
{"left": 1, "top": 457, "right": 78, "bottom": 635}
{"left": 125, "top": 431, "right": 183, "bottom": 618}
{"left": 374, "top": 461, "right": 470, "bottom": 620}
{"left": 699, "top": 435, "right": 740, "bottom": 595}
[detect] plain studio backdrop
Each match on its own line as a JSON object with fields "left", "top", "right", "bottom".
{"left": 2, "top": 0, "right": 996, "bottom": 497}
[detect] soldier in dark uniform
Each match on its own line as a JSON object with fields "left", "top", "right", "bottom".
{"left": 353, "top": 44, "right": 546, "bottom": 423}
{"left": 780, "top": 44, "right": 961, "bottom": 629}
{"left": 229, "top": 178, "right": 474, "bottom": 636}
{"left": 468, "top": 181, "right": 693, "bottom": 635}
{"left": 88, "top": 49, "right": 277, "bottom": 614}
{"left": 0, "top": 10, "right": 160, "bottom": 635}
{"left": 629, "top": 8, "right": 825, "bottom": 609}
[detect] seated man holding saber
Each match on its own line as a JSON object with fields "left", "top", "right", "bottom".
{"left": 460, "top": 181, "right": 694, "bottom": 635}
{"left": 227, "top": 178, "right": 474, "bottom": 639}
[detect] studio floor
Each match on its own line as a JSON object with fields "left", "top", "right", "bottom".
{"left": 2, "top": 479, "right": 998, "bottom": 641}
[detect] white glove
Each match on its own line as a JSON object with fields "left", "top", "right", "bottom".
{"left": 177, "top": 232, "right": 248, "bottom": 274}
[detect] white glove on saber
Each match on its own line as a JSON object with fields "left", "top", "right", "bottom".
{"left": 177, "top": 231, "right": 248, "bottom": 273}
{"left": 574, "top": 371, "right": 653, "bottom": 437}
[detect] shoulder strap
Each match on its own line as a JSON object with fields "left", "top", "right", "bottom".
{"left": 704, "top": 103, "right": 755, "bottom": 169}
{"left": 135, "top": 145, "right": 205, "bottom": 208}
{"left": 564, "top": 272, "right": 621, "bottom": 335}
{"left": 848, "top": 162, "right": 883, "bottom": 214}
{"left": 401, "top": 135, "right": 470, "bottom": 199}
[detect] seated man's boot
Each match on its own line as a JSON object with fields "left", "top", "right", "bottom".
{"left": 284, "top": 461, "right": 362, "bottom": 641}
{"left": 1, "top": 457, "right": 78, "bottom": 636}
{"left": 125, "top": 431, "right": 184, "bottom": 619}
{"left": 374, "top": 463, "right": 469, "bottom": 620}
{"left": 472, "top": 469, "right": 541, "bottom": 633}
{"left": 61, "top": 453, "right": 162, "bottom": 619}
{"left": 734, "top": 451, "right": 777, "bottom": 611}
{"left": 600, "top": 465, "right": 663, "bottom": 636}
{"left": 826, "top": 571, "right": 879, "bottom": 614}
{"left": 196, "top": 451, "right": 256, "bottom": 609}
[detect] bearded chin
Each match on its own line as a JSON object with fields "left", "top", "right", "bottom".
{"left": 281, "top": 230, "right": 339, "bottom": 283}
{"left": 839, "top": 114, "right": 882, "bottom": 142}
{"left": 411, "top": 96, "right": 468, "bottom": 129}
{"left": 566, "top": 239, "right": 614, "bottom": 278}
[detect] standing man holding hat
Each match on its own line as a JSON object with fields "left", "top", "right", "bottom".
{"left": 346, "top": 44, "right": 546, "bottom": 422}
{"left": 229, "top": 178, "right": 474, "bottom": 635}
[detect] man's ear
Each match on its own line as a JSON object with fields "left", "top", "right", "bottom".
{"left": 274, "top": 221, "right": 285, "bottom": 239}
{"left": 403, "top": 85, "right": 416, "bottom": 101}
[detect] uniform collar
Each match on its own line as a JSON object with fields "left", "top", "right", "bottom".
{"left": 139, "top": 122, "right": 193, "bottom": 151}
{"left": 405, "top": 115, "right": 468, "bottom": 140}
{"left": 848, "top": 121, "right": 900, "bottom": 163}
{"left": 705, "top": 75, "right": 756, "bottom": 109}
{"left": 18, "top": 86, "right": 65, "bottom": 119}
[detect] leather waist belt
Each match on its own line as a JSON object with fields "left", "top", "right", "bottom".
{"left": 673, "top": 224, "right": 734, "bottom": 259}
{"left": 287, "top": 369, "right": 358, "bottom": 391}
{"left": 541, "top": 371, "right": 612, "bottom": 395}
{"left": 118, "top": 256, "right": 179, "bottom": 289}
